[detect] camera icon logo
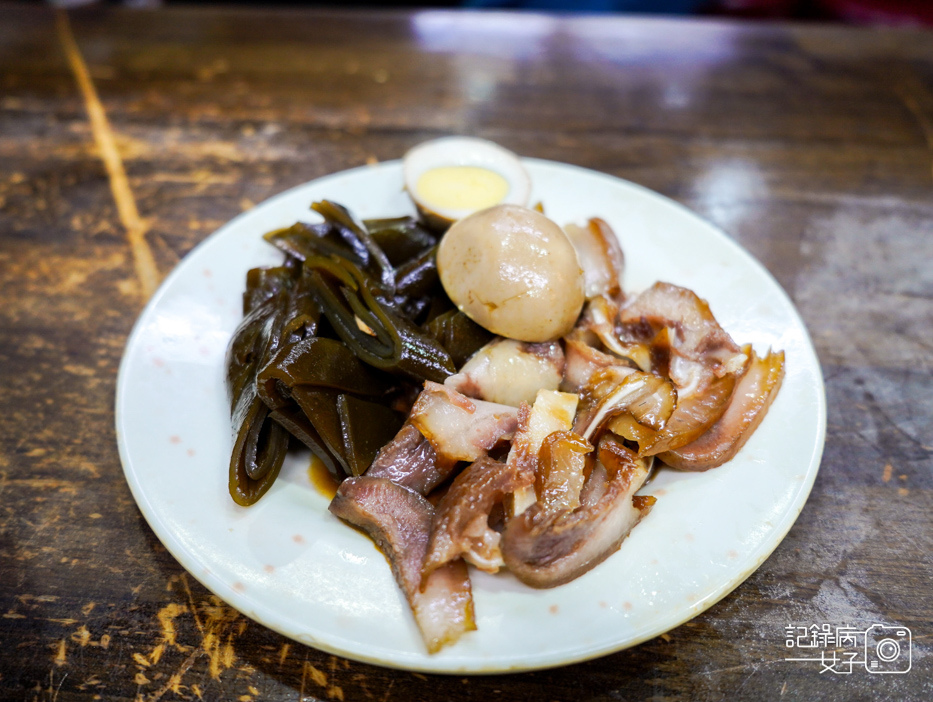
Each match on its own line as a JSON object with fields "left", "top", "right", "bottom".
{"left": 864, "top": 624, "right": 912, "bottom": 674}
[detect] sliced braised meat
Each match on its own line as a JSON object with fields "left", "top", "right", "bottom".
{"left": 501, "top": 434, "right": 655, "bottom": 589}
{"left": 612, "top": 282, "right": 751, "bottom": 455}
{"left": 423, "top": 457, "right": 532, "bottom": 577}
{"left": 579, "top": 463, "right": 609, "bottom": 507}
{"left": 366, "top": 422, "right": 458, "bottom": 495}
{"left": 639, "top": 368, "right": 739, "bottom": 456}
{"left": 660, "top": 348, "right": 785, "bottom": 470}
{"left": 561, "top": 337, "right": 636, "bottom": 393}
{"left": 416, "top": 558, "right": 476, "bottom": 653}
{"left": 578, "top": 296, "right": 652, "bottom": 371}
{"left": 563, "top": 218, "right": 625, "bottom": 300}
{"left": 618, "top": 282, "right": 746, "bottom": 376}
{"left": 573, "top": 366, "right": 676, "bottom": 449}
{"left": 329, "top": 477, "right": 475, "bottom": 653}
{"left": 445, "top": 337, "right": 564, "bottom": 407}
{"left": 409, "top": 381, "right": 519, "bottom": 462}
{"left": 506, "top": 389, "right": 579, "bottom": 515}
{"left": 536, "top": 430, "right": 593, "bottom": 512}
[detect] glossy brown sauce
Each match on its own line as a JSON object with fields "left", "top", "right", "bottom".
{"left": 308, "top": 455, "right": 339, "bottom": 499}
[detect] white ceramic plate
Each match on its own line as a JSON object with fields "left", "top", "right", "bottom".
{"left": 116, "top": 159, "right": 826, "bottom": 674}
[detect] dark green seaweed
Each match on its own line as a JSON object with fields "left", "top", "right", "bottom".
{"left": 226, "top": 200, "right": 488, "bottom": 504}
{"left": 337, "top": 394, "right": 405, "bottom": 477}
{"left": 305, "top": 254, "right": 456, "bottom": 383}
{"left": 365, "top": 216, "right": 437, "bottom": 266}
{"left": 226, "top": 264, "right": 315, "bottom": 505}
{"left": 311, "top": 200, "right": 395, "bottom": 289}
{"left": 423, "top": 309, "right": 494, "bottom": 369}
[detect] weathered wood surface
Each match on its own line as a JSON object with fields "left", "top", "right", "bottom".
{"left": 1, "top": 4, "right": 932, "bottom": 700}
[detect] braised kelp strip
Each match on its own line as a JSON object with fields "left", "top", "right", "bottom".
{"left": 228, "top": 399, "right": 290, "bottom": 506}
{"left": 265, "top": 208, "right": 442, "bottom": 319}
{"left": 264, "top": 221, "right": 372, "bottom": 271}
{"left": 312, "top": 200, "right": 396, "bottom": 289}
{"left": 264, "top": 203, "right": 434, "bottom": 277}
{"left": 226, "top": 263, "right": 316, "bottom": 505}
{"left": 337, "top": 394, "right": 407, "bottom": 477}
{"left": 364, "top": 216, "right": 437, "bottom": 266}
{"left": 255, "top": 336, "right": 402, "bottom": 478}
{"left": 305, "top": 254, "right": 456, "bottom": 383}
{"left": 227, "top": 200, "right": 489, "bottom": 502}
{"left": 422, "top": 309, "right": 493, "bottom": 370}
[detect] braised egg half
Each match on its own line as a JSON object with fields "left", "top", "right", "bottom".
{"left": 403, "top": 136, "right": 531, "bottom": 230}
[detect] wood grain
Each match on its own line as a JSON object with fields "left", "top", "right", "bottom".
{"left": 1, "top": 4, "right": 931, "bottom": 700}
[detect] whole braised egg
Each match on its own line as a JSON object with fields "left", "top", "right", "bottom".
{"left": 403, "top": 136, "right": 531, "bottom": 231}
{"left": 437, "top": 204, "right": 585, "bottom": 342}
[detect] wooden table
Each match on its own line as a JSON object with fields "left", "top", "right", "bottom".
{"left": 2, "top": 4, "right": 931, "bottom": 699}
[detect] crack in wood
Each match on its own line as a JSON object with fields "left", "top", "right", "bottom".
{"left": 55, "top": 10, "right": 160, "bottom": 301}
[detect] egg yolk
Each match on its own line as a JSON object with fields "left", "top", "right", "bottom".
{"left": 415, "top": 166, "right": 509, "bottom": 213}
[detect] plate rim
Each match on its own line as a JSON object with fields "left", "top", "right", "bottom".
{"left": 115, "top": 157, "right": 827, "bottom": 674}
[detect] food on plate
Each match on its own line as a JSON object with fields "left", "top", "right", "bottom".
{"left": 502, "top": 433, "right": 656, "bottom": 589}
{"left": 445, "top": 337, "right": 564, "bottom": 407}
{"left": 329, "top": 476, "right": 476, "bottom": 653}
{"left": 437, "top": 204, "right": 585, "bottom": 342}
{"left": 659, "top": 347, "right": 785, "bottom": 470}
{"left": 403, "top": 136, "right": 531, "bottom": 230}
{"left": 562, "top": 218, "right": 625, "bottom": 300}
{"left": 225, "top": 200, "right": 492, "bottom": 505}
{"left": 225, "top": 151, "right": 784, "bottom": 653}
{"left": 226, "top": 260, "right": 311, "bottom": 506}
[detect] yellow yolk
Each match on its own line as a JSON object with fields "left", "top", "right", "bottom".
{"left": 415, "top": 166, "right": 509, "bottom": 213}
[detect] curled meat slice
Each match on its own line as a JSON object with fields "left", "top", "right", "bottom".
{"left": 563, "top": 218, "right": 625, "bottom": 300}
{"left": 329, "top": 477, "right": 475, "bottom": 653}
{"left": 410, "top": 381, "right": 519, "bottom": 462}
{"left": 573, "top": 367, "right": 676, "bottom": 448}
{"left": 366, "top": 422, "right": 458, "bottom": 495}
{"left": 501, "top": 434, "right": 654, "bottom": 589}
{"left": 445, "top": 337, "right": 564, "bottom": 407}
{"left": 561, "top": 337, "right": 636, "bottom": 394}
{"left": 577, "top": 296, "right": 652, "bottom": 372}
{"left": 615, "top": 283, "right": 750, "bottom": 455}
{"left": 660, "top": 348, "right": 785, "bottom": 470}
{"left": 618, "top": 282, "right": 746, "bottom": 376}
{"left": 536, "top": 430, "right": 593, "bottom": 512}
{"left": 507, "top": 389, "right": 579, "bottom": 515}
{"left": 639, "top": 366, "right": 740, "bottom": 456}
{"left": 423, "top": 457, "right": 532, "bottom": 577}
